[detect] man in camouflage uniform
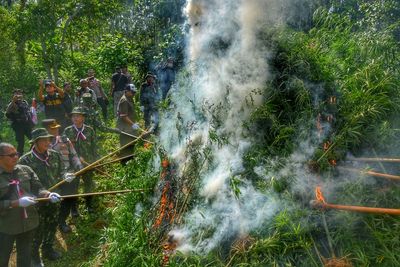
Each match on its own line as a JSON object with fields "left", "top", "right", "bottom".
{"left": 19, "top": 129, "right": 64, "bottom": 265}
{"left": 140, "top": 72, "right": 160, "bottom": 132}
{"left": 80, "top": 92, "right": 121, "bottom": 135}
{"left": 42, "top": 119, "right": 82, "bottom": 233}
{"left": 63, "top": 107, "right": 97, "bottom": 213}
{"left": 0, "top": 142, "right": 57, "bottom": 267}
{"left": 117, "top": 84, "right": 140, "bottom": 165}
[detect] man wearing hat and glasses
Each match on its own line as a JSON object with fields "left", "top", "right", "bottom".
{"left": 42, "top": 119, "right": 82, "bottom": 233}
{"left": 19, "top": 129, "right": 64, "bottom": 265}
{"left": 117, "top": 84, "right": 140, "bottom": 165}
{"left": 63, "top": 107, "right": 98, "bottom": 214}
{"left": 0, "top": 142, "right": 55, "bottom": 267}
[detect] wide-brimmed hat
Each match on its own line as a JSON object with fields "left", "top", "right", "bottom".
{"left": 30, "top": 128, "right": 54, "bottom": 144}
{"left": 70, "top": 106, "right": 86, "bottom": 115}
{"left": 42, "top": 119, "right": 61, "bottom": 129}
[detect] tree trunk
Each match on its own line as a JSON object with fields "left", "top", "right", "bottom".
{"left": 41, "top": 40, "right": 53, "bottom": 79}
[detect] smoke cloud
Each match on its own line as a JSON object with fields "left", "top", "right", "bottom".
{"left": 158, "top": 0, "right": 316, "bottom": 254}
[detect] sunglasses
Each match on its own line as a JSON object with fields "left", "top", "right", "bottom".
{"left": 0, "top": 152, "right": 20, "bottom": 158}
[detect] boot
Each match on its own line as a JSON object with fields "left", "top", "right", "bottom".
{"left": 59, "top": 222, "right": 72, "bottom": 233}
{"left": 42, "top": 247, "right": 61, "bottom": 261}
{"left": 31, "top": 250, "right": 44, "bottom": 267}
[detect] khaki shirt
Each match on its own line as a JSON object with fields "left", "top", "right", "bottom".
{"left": 117, "top": 94, "right": 137, "bottom": 132}
{"left": 0, "top": 165, "right": 46, "bottom": 234}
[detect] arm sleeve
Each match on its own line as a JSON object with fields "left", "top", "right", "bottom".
{"left": 68, "top": 140, "right": 83, "bottom": 170}
{"left": 5, "top": 102, "right": 17, "bottom": 118}
{"left": 38, "top": 84, "right": 45, "bottom": 102}
{"left": 28, "top": 166, "right": 47, "bottom": 196}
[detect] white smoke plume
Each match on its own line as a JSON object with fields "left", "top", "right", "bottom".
{"left": 158, "top": 0, "right": 310, "bottom": 254}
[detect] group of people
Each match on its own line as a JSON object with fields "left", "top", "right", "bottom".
{"left": 0, "top": 59, "right": 176, "bottom": 267}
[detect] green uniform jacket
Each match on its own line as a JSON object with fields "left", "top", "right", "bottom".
{"left": 63, "top": 124, "right": 98, "bottom": 163}
{"left": 19, "top": 149, "right": 65, "bottom": 191}
{"left": 0, "top": 165, "right": 46, "bottom": 235}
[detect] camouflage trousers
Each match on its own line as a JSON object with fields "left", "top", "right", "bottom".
{"left": 33, "top": 203, "right": 59, "bottom": 254}
{"left": 81, "top": 172, "right": 96, "bottom": 210}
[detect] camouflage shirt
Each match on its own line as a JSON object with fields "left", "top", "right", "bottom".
{"left": 140, "top": 82, "right": 160, "bottom": 109}
{"left": 0, "top": 164, "right": 47, "bottom": 234}
{"left": 63, "top": 124, "right": 98, "bottom": 163}
{"left": 51, "top": 135, "right": 83, "bottom": 172}
{"left": 19, "top": 148, "right": 65, "bottom": 191}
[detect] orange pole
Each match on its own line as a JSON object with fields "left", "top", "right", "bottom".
{"left": 311, "top": 200, "right": 400, "bottom": 215}
{"left": 337, "top": 166, "right": 400, "bottom": 181}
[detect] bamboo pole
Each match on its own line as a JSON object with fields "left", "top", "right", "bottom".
{"left": 347, "top": 157, "right": 400, "bottom": 163}
{"left": 87, "top": 154, "right": 135, "bottom": 170}
{"left": 36, "top": 188, "right": 150, "bottom": 202}
{"left": 48, "top": 132, "right": 147, "bottom": 191}
{"left": 119, "top": 130, "right": 154, "bottom": 144}
{"left": 337, "top": 166, "right": 400, "bottom": 181}
{"left": 311, "top": 200, "right": 400, "bottom": 215}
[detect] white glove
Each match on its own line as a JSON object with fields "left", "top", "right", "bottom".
{"left": 64, "top": 172, "right": 76, "bottom": 183}
{"left": 49, "top": 192, "right": 61, "bottom": 203}
{"left": 140, "top": 106, "right": 144, "bottom": 112}
{"left": 18, "top": 196, "right": 37, "bottom": 207}
{"left": 132, "top": 123, "right": 140, "bottom": 130}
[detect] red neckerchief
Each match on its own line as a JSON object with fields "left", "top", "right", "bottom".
{"left": 32, "top": 148, "right": 50, "bottom": 167}
{"left": 73, "top": 124, "right": 87, "bottom": 141}
{"left": 9, "top": 179, "right": 28, "bottom": 219}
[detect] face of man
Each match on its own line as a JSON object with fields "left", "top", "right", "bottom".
{"left": 0, "top": 146, "right": 19, "bottom": 172}
{"left": 13, "top": 93, "right": 23, "bottom": 103}
{"left": 125, "top": 90, "right": 134, "bottom": 99}
{"left": 47, "top": 127, "right": 59, "bottom": 136}
{"left": 35, "top": 138, "right": 51, "bottom": 154}
{"left": 64, "top": 84, "right": 71, "bottom": 93}
{"left": 72, "top": 114, "right": 84, "bottom": 127}
{"left": 146, "top": 77, "right": 154, "bottom": 84}
{"left": 88, "top": 70, "right": 95, "bottom": 77}
{"left": 80, "top": 80, "right": 88, "bottom": 89}
{"left": 46, "top": 84, "right": 55, "bottom": 95}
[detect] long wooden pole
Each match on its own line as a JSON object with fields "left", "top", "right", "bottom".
{"left": 347, "top": 157, "right": 400, "bottom": 163}
{"left": 120, "top": 130, "right": 154, "bottom": 144}
{"left": 48, "top": 132, "right": 147, "bottom": 191}
{"left": 337, "top": 166, "right": 400, "bottom": 181}
{"left": 311, "top": 200, "right": 400, "bottom": 215}
{"left": 87, "top": 154, "right": 135, "bottom": 170}
{"left": 36, "top": 188, "right": 150, "bottom": 202}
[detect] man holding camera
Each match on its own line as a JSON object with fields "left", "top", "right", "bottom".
{"left": 38, "top": 79, "right": 67, "bottom": 132}
{"left": 5, "top": 89, "right": 34, "bottom": 155}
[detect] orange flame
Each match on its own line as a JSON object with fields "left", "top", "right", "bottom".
{"left": 323, "top": 141, "right": 331, "bottom": 151}
{"left": 144, "top": 143, "right": 152, "bottom": 149}
{"left": 315, "top": 186, "right": 326, "bottom": 203}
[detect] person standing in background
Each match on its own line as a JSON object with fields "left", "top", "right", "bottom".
{"left": 87, "top": 69, "right": 108, "bottom": 121}
{"left": 110, "top": 66, "right": 129, "bottom": 117}
{"left": 5, "top": 89, "right": 34, "bottom": 155}
{"left": 38, "top": 80, "right": 67, "bottom": 132}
